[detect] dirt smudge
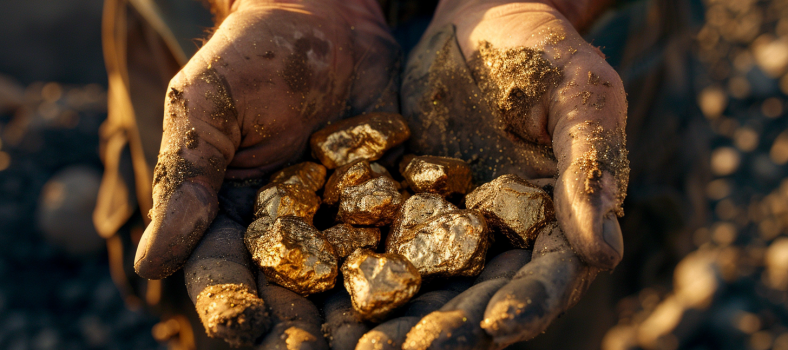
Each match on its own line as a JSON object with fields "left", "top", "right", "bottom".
{"left": 468, "top": 41, "right": 564, "bottom": 144}
{"left": 152, "top": 151, "right": 205, "bottom": 201}
{"left": 571, "top": 121, "right": 629, "bottom": 216}
{"left": 185, "top": 128, "right": 199, "bottom": 149}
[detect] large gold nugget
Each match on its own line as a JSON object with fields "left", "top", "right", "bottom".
{"left": 253, "top": 183, "right": 320, "bottom": 223}
{"left": 322, "top": 223, "right": 381, "bottom": 258}
{"left": 323, "top": 160, "right": 389, "bottom": 206}
{"left": 249, "top": 216, "right": 338, "bottom": 296}
{"left": 387, "top": 194, "right": 488, "bottom": 277}
{"left": 465, "top": 174, "right": 555, "bottom": 248}
{"left": 342, "top": 249, "right": 421, "bottom": 321}
{"left": 337, "top": 177, "right": 403, "bottom": 226}
{"left": 310, "top": 112, "right": 411, "bottom": 169}
{"left": 401, "top": 155, "right": 473, "bottom": 197}
{"left": 269, "top": 162, "right": 327, "bottom": 192}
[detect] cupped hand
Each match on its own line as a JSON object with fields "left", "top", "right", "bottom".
{"left": 353, "top": 0, "right": 629, "bottom": 348}
{"left": 132, "top": 0, "right": 399, "bottom": 347}
{"left": 134, "top": 0, "right": 399, "bottom": 280}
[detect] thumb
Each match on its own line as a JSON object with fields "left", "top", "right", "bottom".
{"left": 134, "top": 60, "right": 239, "bottom": 279}
{"left": 551, "top": 56, "right": 629, "bottom": 270}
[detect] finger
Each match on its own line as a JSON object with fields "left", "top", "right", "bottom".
{"left": 549, "top": 49, "right": 629, "bottom": 269}
{"left": 322, "top": 287, "right": 369, "bottom": 350}
{"left": 256, "top": 272, "right": 329, "bottom": 350}
{"left": 183, "top": 213, "right": 270, "bottom": 347}
{"left": 134, "top": 55, "right": 240, "bottom": 279}
{"left": 481, "top": 223, "right": 598, "bottom": 347}
{"left": 357, "top": 290, "right": 459, "bottom": 350}
{"left": 474, "top": 249, "right": 532, "bottom": 285}
{"left": 402, "top": 279, "right": 508, "bottom": 350}
{"left": 396, "top": 249, "right": 531, "bottom": 350}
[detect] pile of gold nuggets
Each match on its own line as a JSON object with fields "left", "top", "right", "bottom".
{"left": 243, "top": 112, "right": 555, "bottom": 321}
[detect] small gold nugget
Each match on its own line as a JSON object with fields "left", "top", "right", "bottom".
{"left": 269, "top": 161, "right": 327, "bottom": 192}
{"left": 401, "top": 155, "right": 473, "bottom": 197}
{"left": 322, "top": 223, "right": 381, "bottom": 258}
{"left": 465, "top": 174, "right": 554, "bottom": 248}
{"left": 247, "top": 216, "right": 337, "bottom": 296}
{"left": 387, "top": 194, "right": 489, "bottom": 278}
{"left": 323, "top": 159, "right": 389, "bottom": 206}
{"left": 342, "top": 249, "right": 421, "bottom": 321}
{"left": 253, "top": 183, "right": 320, "bottom": 223}
{"left": 310, "top": 112, "right": 410, "bottom": 169}
{"left": 337, "top": 177, "right": 403, "bottom": 226}
{"left": 195, "top": 284, "right": 269, "bottom": 348}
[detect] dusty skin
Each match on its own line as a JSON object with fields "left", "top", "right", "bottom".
{"left": 195, "top": 284, "right": 269, "bottom": 348}
{"left": 342, "top": 249, "right": 422, "bottom": 321}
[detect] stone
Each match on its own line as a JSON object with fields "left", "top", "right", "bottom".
{"left": 323, "top": 159, "right": 389, "bottom": 206}
{"left": 269, "top": 161, "right": 327, "bottom": 192}
{"left": 465, "top": 174, "right": 554, "bottom": 248}
{"left": 247, "top": 216, "right": 337, "bottom": 296}
{"left": 401, "top": 155, "right": 473, "bottom": 197}
{"left": 337, "top": 177, "right": 403, "bottom": 227}
{"left": 387, "top": 194, "right": 489, "bottom": 277}
{"left": 342, "top": 249, "right": 421, "bottom": 321}
{"left": 310, "top": 112, "right": 411, "bottom": 169}
{"left": 253, "top": 183, "right": 320, "bottom": 223}
{"left": 322, "top": 223, "right": 381, "bottom": 259}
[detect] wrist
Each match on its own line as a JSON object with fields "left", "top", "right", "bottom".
{"left": 540, "top": 0, "right": 612, "bottom": 31}
{"left": 435, "top": 0, "right": 612, "bottom": 31}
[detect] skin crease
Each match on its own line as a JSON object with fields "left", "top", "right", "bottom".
{"left": 135, "top": 0, "right": 627, "bottom": 347}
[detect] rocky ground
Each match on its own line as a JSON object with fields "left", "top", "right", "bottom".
{"left": 0, "top": 78, "right": 164, "bottom": 350}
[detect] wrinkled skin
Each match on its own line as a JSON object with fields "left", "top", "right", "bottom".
{"left": 135, "top": 0, "right": 627, "bottom": 348}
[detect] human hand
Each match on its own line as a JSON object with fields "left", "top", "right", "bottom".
{"left": 132, "top": 0, "right": 399, "bottom": 347}
{"left": 133, "top": 0, "right": 399, "bottom": 279}
{"left": 352, "top": 0, "right": 628, "bottom": 348}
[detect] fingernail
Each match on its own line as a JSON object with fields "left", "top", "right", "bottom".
{"left": 602, "top": 214, "right": 624, "bottom": 260}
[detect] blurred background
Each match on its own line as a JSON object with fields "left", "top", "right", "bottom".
{"left": 1, "top": 0, "right": 788, "bottom": 349}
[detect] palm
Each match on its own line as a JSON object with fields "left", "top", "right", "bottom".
{"left": 351, "top": 2, "right": 628, "bottom": 349}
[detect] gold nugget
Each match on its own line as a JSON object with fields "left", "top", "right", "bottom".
{"left": 337, "top": 177, "right": 403, "bottom": 226}
{"left": 269, "top": 161, "right": 327, "bottom": 192}
{"left": 322, "top": 223, "right": 381, "bottom": 258}
{"left": 342, "top": 249, "right": 421, "bottom": 321}
{"left": 323, "top": 159, "right": 389, "bottom": 206}
{"left": 310, "top": 112, "right": 410, "bottom": 169}
{"left": 195, "top": 284, "right": 269, "bottom": 348}
{"left": 253, "top": 183, "right": 320, "bottom": 223}
{"left": 401, "top": 155, "right": 473, "bottom": 197}
{"left": 387, "top": 194, "right": 489, "bottom": 277}
{"left": 465, "top": 174, "right": 554, "bottom": 248}
{"left": 248, "top": 216, "right": 337, "bottom": 296}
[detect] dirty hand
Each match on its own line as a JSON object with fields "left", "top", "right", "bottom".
{"left": 132, "top": 0, "right": 398, "bottom": 347}
{"left": 358, "top": 0, "right": 628, "bottom": 348}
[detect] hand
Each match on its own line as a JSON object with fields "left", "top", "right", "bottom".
{"left": 131, "top": 0, "right": 399, "bottom": 347}
{"left": 354, "top": 0, "right": 628, "bottom": 348}
{"left": 133, "top": 0, "right": 399, "bottom": 279}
